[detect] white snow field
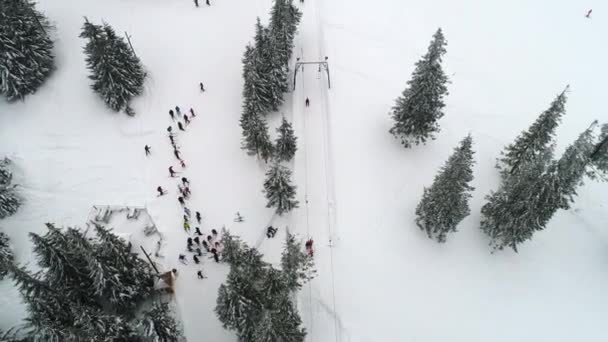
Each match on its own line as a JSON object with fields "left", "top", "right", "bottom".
{"left": 1, "top": 0, "right": 608, "bottom": 341}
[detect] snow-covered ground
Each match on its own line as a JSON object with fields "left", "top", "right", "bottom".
{"left": 2, "top": 0, "right": 608, "bottom": 341}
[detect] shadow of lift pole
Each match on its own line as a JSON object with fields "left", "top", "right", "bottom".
{"left": 293, "top": 56, "right": 331, "bottom": 90}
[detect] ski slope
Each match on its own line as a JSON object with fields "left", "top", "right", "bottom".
{"left": 2, "top": 0, "right": 608, "bottom": 341}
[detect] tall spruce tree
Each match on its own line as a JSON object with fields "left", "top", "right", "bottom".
{"left": 591, "top": 123, "right": 608, "bottom": 173}
{"left": 415, "top": 135, "right": 475, "bottom": 243}
{"left": 480, "top": 123, "right": 600, "bottom": 252}
{"left": 242, "top": 40, "right": 273, "bottom": 116}
{"left": 497, "top": 87, "right": 569, "bottom": 177}
{"left": 0, "top": 0, "right": 54, "bottom": 101}
{"left": 269, "top": 0, "right": 302, "bottom": 68}
{"left": 275, "top": 117, "right": 298, "bottom": 162}
{"left": 0, "top": 230, "right": 13, "bottom": 280}
{"left": 80, "top": 19, "right": 146, "bottom": 115}
{"left": 5, "top": 223, "right": 181, "bottom": 341}
{"left": 0, "top": 158, "right": 21, "bottom": 219}
{"left": 389, "top": 28, "right": 449, "bottom": 148}
{"left": 281, "top": 232, "right": 315, "bottom": 290}
{"left": 137, "top": 302, "right": 183, "bottom": 342}
{"left": 263, "top": 162, "right": 299, "bottom": 215}
{"left": 240, "top": 110, "right": 274, "bottom": 162}
{"left": 216, "top": 232, "right": 308, "bottom": 341}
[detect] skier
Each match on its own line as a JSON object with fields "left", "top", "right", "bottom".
{"left": 197, "top": 270, "right": 205, "bottom": 279}
{"left": 206, "top": 0, "right": 210, "bottom": 6}
{"left": 207, "top": 235, "right": 213, "bottom": 243}
{"left": 200, "top": 82, "right": 205, "bottom": 92}
{"left": 179, "top": 254, "right": 187, "bottom": 264}
{"left": 183, "top": 187, "right": 191, "bottom": 198}
{"left": 305, "top": 98, "right": 310, "bottom": 107}
{"left": 184, "top": 207, "right": 192, "bottom": 217}
{"left": 182, "top": 177, "right": 190, "bottom": 186}
{"left": 178, "top": 196, "right": 185, "bottom": 206}
{"left": 145, "top": 145, "right": 151, "bottom": 156}
{"left": 169, "top": 135, "right": 176, "bottom": 145}
{"left": 174, "top": 149, "right": 181, "bottom": 160}
{"left": 196, "top": 211, "right": 202, "bottom": 224}
{"left": 202, "top": 240, "right": 210, "bottom": 252}
{"left": 586, "top": 9, "right": 592, "bottom": 18}
{"left": 184, "top": 114, "right": 190, "bottom": 125}
{"left": 305, "top": 239, "right": 314, "bottom": 257}
{"left": 194, "top": 0, "right": 199, "bottom": 7}
{"left": 184, "top": 221, "right": 191, "bottom": 232}
{"left": 193, "top": 236, "right": 200, "bottom": 245}
{"left": 196, "top": 248, "right": 202, "bottom": 256}
{"left": 266, "top": 226, "right": 277, "bottom": 238}
{"left": 187, "top": 244, "right": 193, "bottom": 252}
{"left": 187, "top": 237, "right": 193, "bottom": 246}
{"left": 212, "top": 249, "right": 219, "bottom": 263}
{"left": 195, "top": 227, "right": 203, "bottom": 236}
{"left": 169, "top": 166, "right": 176, "bottom": 177}
{"left": 190, "top": 108, "right": 196, "bottom": 117}
{"left": 180, "top": 159, "right": 186, "bottom": 168}
{"left": 157, "top": 186, "right": 166, "bottom": 196}
{"left": 176, "top": 106, "right": 181, "bottom": 114}
{"left": 234, "top": 212, "right": 243, "bottom": 222}
{"left": 211, "top": 229, "right": 218, "bottom": 237}
{"left": 169, "top": 109, "right": 175, "bottom": 120}
{"left": 167, "top": 126, "right": 173, "bottom": 133}
{"left": 178, "top": 122, "right": 186, "bottom": 131}
{"left": 183, "top": 214, "right": 189, "bottom": 223}
{"left": 193, "top": 255, "right": 200, "bottom": 264}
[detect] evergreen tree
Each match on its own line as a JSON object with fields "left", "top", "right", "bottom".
{"left": 269, "top": 0, "right": 302, "bottom": 67}
{"left": 80, "top": 19, "right": 146, "bottom": 115}
{"left": 0, "top": 231, "right": 13, "bottom": 280}
{"left": 497, "top": 87, "right": 568, "bottom": 177}
{"left": 0, "top": 0, "right": 54, "bottom": 101}
{"left": 389, "top": 28, "right": 449, "bottom": 148}
{"left": 480, "top": 123, "right": 600, "bottom": 252}
{"left": 0, "top": 158, "right": 21, "bottom": 219}
{"left": 240, "top": 110, "right": 274, "bottom": 162}
{"left": 242, "top": 42, "right": 274, "bottom": 116}
{"left": 591, "top": 123, "right": 608, "bottom": 173}
{"left": 252, "top": 19, "right": 287, "bottom": 111}
{"left": 138, "top": 302, "right": 184, "bottom": 342}
{"left": 281, "top": 232, "right": 315, "bottom": 291}
{"left": 5, "top": 223, "right": 176, "bottom": 341}
{"left": 263, "top": 162, "right": 299, "bottom": 215}
{"left": 275, "top": 117, "right": 298, "bottom": 162}
{"left": 216, "top": 234, "right": 307, "bottom": 341}
{"left": 415, "top": 135, "right": 475, "bottom": 243}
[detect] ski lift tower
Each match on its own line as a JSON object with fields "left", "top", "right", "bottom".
{"left": 293, "top": 56, "right": 331, "bottom": 90}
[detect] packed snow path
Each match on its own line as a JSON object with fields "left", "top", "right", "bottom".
{"left": 291, "top": 0, "right": 344, "bottom": 341}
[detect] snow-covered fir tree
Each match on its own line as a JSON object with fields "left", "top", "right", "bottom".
{"left": 389, "top": 28, "right": 449, "bottom": 148}
{"left": 542, "top": 122, "right": 600, "bottom": 211}
{"left": 240, "top": 110, "right": 274, "bottom": 162}
{"left": 242, "top": 42, "right": 274, "bottom": 116}
{"left": 281, "top": 232, "right": 315, "bottom": 291}
{"left": 137, "top": 302, "right": 184, "bottom": 342}
{"left": 0, "top": 0, "right": 54, "bottom": 101}
{"left": 5, "top": 223, "right": 181, "bottom": 341}
{"left": 0, "top": 231, "right": 13, "bottom": 280}
{"left": 0, "top": 158, "right": 21, "bottom": 219}
{"left": 269, "top": 0, "right": 302, "bottom": 68}
{"left": 480, "top": 122, "right": 601, "bottom": 252}
{"left": 480, "top": 150, "right": 551, "bottom": 252}
{"left": 80, "top": 19, "right": 146, "bottom": 115}
{"left": 253, "top": 19, "right": 288, "bottom": 111}
{"left": 591, "top": 123, "right": 608, "bottom": 173}
{"left": 275, "top": 117, "right": 298, "bottom": 162}
{"left": 415, "top": 135, "right": 475, "bottom": 243}
{"left": 263, "top": 162, "right": 299, "bottom": 215}
{"left": 216, "top": 231, "right": 307, "bottom": 341}
{"left": 497, "top": 87, "right": 568, "bottom": 178}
